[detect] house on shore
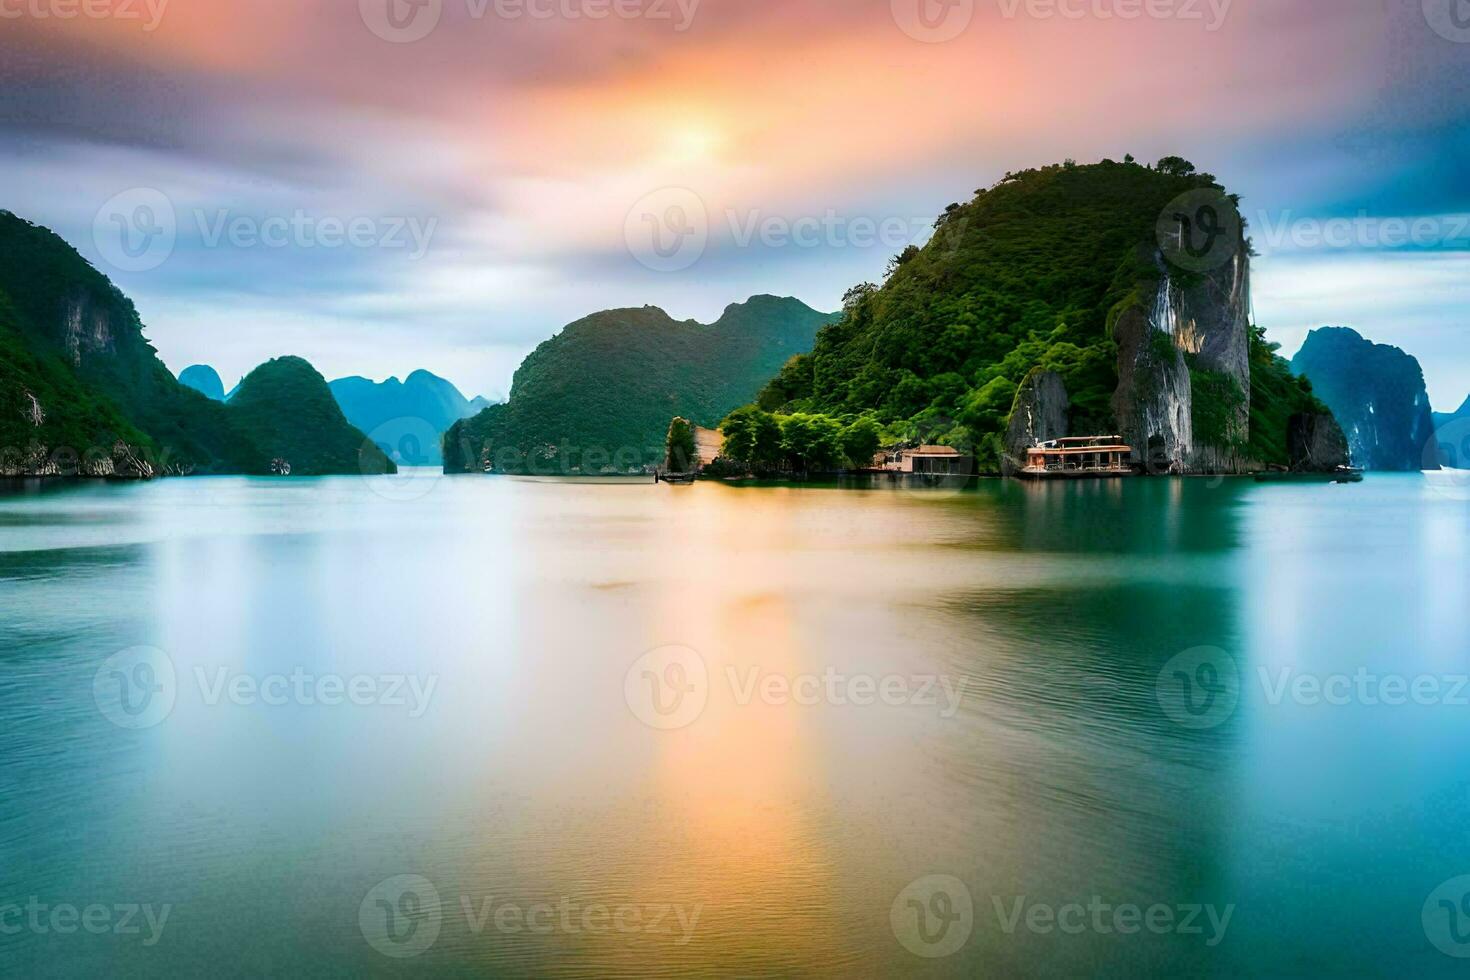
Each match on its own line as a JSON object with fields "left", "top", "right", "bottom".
{"left": 880, "top": 445, "right": 975, "bottom": 476}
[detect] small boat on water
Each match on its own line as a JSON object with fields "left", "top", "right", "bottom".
{"left": 656, "top": 470, "right": 697, "bottom": 485}
{"left": 1254, "top": 466, "right": 1363, "bottom": 484}
{"left": 1423, "top": 466, "right": 1470, "bottom": 494}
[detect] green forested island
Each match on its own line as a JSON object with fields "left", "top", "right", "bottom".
{"left": 716, "top": 158, "right": 1336, "bottom": 476}
{"left": 444, "top": 295, "right": 837, "bottom": 473}
{"left": 0, "top": 210, "right": 390, "bottom": 477}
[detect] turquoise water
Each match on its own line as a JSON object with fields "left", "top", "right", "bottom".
{"left": 0, "top": 473, "right": 1467, "bottom": 977}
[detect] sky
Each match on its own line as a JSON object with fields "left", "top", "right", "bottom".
{"left": 1, "top": 0, "right": 1468, "bottom": 407}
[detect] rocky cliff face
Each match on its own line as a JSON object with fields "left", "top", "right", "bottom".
{"left": 1287, "top": 413, "right": 1350, "bottom": 472}
{"left": 1005, "top": 369, "right": 1070, "bottom": 470}
{"left": 1112, "top": 248, "right": 1252, "bottom": 474}
{"left": 1291, "top": 327, "right": 1438, "bottom": 471}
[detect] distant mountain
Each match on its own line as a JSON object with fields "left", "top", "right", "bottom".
{"left": 329, "top": 370, "right": 492, "bottom": 465}
{"left": 1433, "top": 395, "right": 1470, "bottom": 430}
{"left": 231, "top": 358, "right": 393, "bottom": 476}
{"left": 179, "top": 365, "right": 226, "bottom": 402}
{"left": 1291, "top": 327, "right": 1438, "bottom": 471}
{"left": 443, "top": 295, "right": 839, "bottom": 473}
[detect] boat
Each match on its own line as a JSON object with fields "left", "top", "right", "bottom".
{"left": 1017, "top": 436, "right": 1135, "bottom": 480}
{"left": 1423, "top": 466, "right": 1470, "bottom": 495}
{"left": 656, "top": 470, "right": 697, "bottom": 485}
{"left": 1254, "top": 466, "right": 1363, "bottom": 484}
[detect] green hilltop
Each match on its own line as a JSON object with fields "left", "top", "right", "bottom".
{"left": 444, "top": 295, "right": 837, "bottom": 473}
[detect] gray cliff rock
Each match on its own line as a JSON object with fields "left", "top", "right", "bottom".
{"left": 1288, "top": 413, "right": 1350, "bottom": 472}
{"left": 1004, "top": 370, "right": 1069, "bottom": 472}
{"left": 1112, "top": 248, "right": 1253, "bottom": 474}
{"left": 1291, "top": 327, "right": 1439, "bottom": 471}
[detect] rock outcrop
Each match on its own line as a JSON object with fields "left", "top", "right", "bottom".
{"left": 1112, "top": 243, "right": 1252, "bottom": 474}
{"left": 1287, "top": 413, "right": 1350, "bottom": 472}
{"left": 1291, "top": 327, "right": 1439, "bottom": 471}
{"left": 1004, "top": 369, "right": 1069, "bottom": 472}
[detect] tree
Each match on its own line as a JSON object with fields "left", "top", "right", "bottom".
{"left": 779, "top": 413, "right": 844, "bottom": 473}
{"left": 885, "top": 245, "right": 921, "bottom": 279}
{"left": 840, "top": 417, "right": 882, "bottom": 469}
{"left": 757, "top": 354, "right": 814, "bottom": 412}
{"left": 721, "top": 406, "right": 782, "bottom": 471}
{"left": 1155, "top": 156, "right": 1197, "bottom": 177}
{"left": 665, "top": 416, "right": 697, "bottom": 472}
{"left": 842, "top": 283, "right": 878, "bottom": 313}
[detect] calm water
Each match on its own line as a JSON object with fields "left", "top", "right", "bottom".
{"left": 1, "top": 473, "right": 1467, "bottom": 977}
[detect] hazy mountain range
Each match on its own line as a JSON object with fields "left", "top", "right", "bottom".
{"left": 179, "top": 364, "right": 498, "bottom": 465}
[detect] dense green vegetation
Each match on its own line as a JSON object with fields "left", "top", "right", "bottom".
{"left": 0, "top": 287, "right": 157, "bottom": 473}
{"left": 230, "top": 358, "right": 394, "bottom": 476}
{"left": 714, "top": 406, "right": 884, "bottom": 475}
{"left": 0, "top": 210, "right": 260, "bottom": 473}
{"left": 1244, "top": 327, "right": 1329, "bottom": 467}
{"left": 1189, "top": 364, "right": 1247, "bottom": 452}
{"left": 444, "top": 296, "right": 837, "bottom": 473}
{"left": 762, "top": 160, "right": 1223, "bottom": 439}
{"left": 0, "top": 210, "right": 391, "bottom": 477}
{"left": 664, "top": 417, "right": 697, "bottom": 472}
